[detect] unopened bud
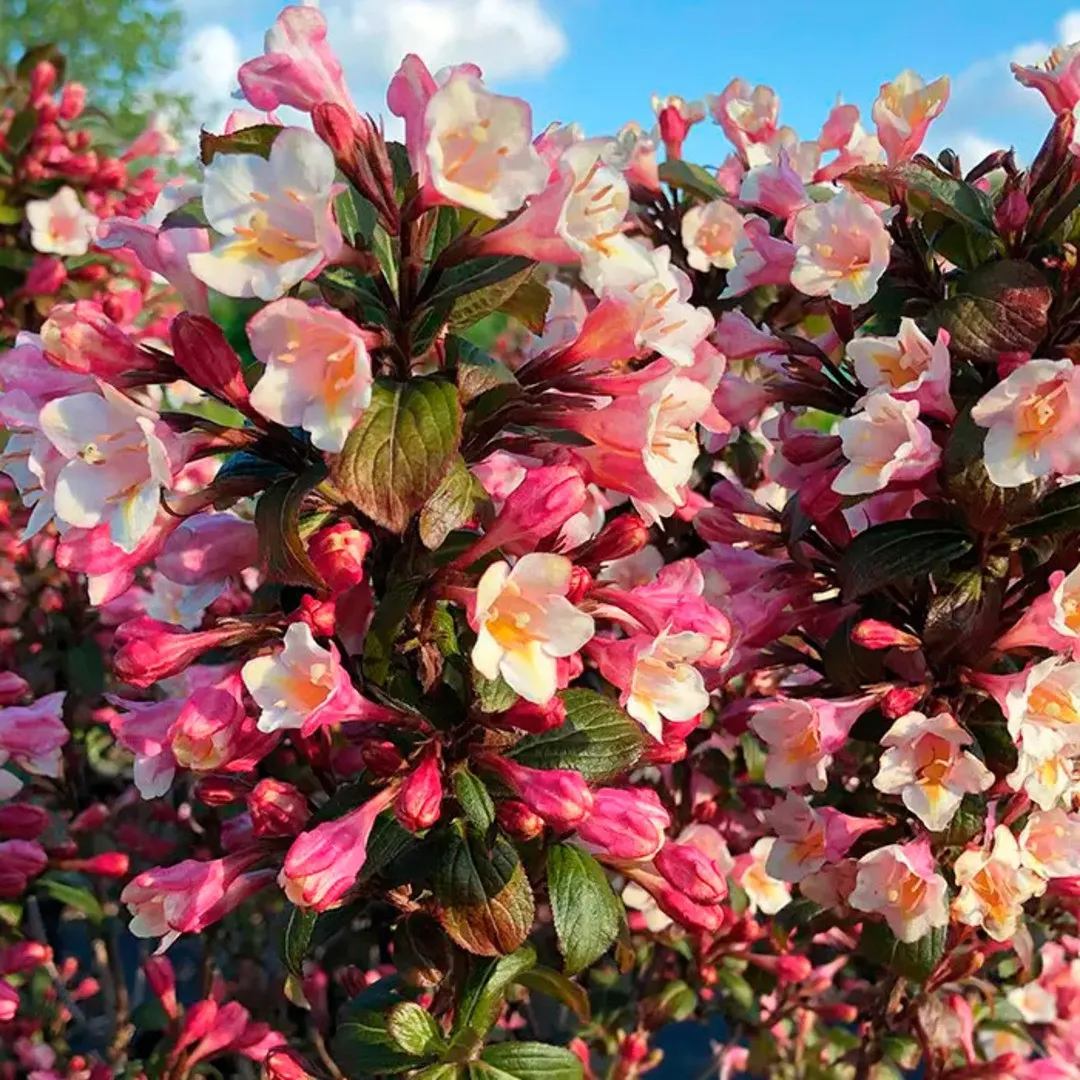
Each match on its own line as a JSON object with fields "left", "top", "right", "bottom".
{"left": 171, "top": 313, "right": 252, "bottom": 415}
{"left": 194, "top": 775, "right": 252, "bottom": 806}
{"left": 654, "top": 841, "right": 727, "bottom": 903}
{"left": 249, "top": 779, "right": 311, "bottom": 838}
{"left": 496, "top": 800, "right": 545, "bottom": 840}
{"left": 394, "top": 745, "right": 443, "bottom": 832}
{"left": 573, "top": 514, "right": 650, "bottom": 568}
{"left": 308, "top": 522, "right": 371, "bottom": 594}
{"left": 851, "top": 619, "right": 920, "bottom": 651}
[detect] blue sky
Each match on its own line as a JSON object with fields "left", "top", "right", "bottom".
{"left": 173, "top": 0, "right": 1080, "bottom": 167}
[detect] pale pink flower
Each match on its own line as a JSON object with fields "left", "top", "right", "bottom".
{"left": 1007, "top": 982, "right": 1059, "bottom": 1024}
{"left": 247, "top": 299, "right": 376, "bottom": 452}
{"left": 970, "top": 359, "right": 1080, "bottom": 487}
{"left": 832, "top": 392, "right": 940, "bottom": 497}
{"left": 25, "top": 187, "right": 98, "bottom": 257}
{"left": 738, "top": 153, "right": 808, "bottom": 220}
{"left": 733, "top": 837, "right": 792, "bottom": 915}
{"left": 790, "top": 190, "right": 892, "bottom": 306}
{"left": 188, "top": 128, "right": 342, "bottom": 301}
{"left": 680, "top": 199, "right": 745, "bottom": 272}
{"left": 706, "top": 79, "right": 780, "bottom": 158}
{"left": 721, "top": 215, "right": 797, "bottom": 298}
{"left": 849, "top": 839, "right": 949, "bottom": 943}
{"left": 953, "top": 825, "right": 1045, "bottom": 942}
{"left": 1007, "top": 747, "right": 1080, "bottom": 812}
{"left": 846, "top": 319, "right": 955, "bottom": 420}
{"left": 1012, "top": 43, "right": 1080, "bottom": 114}
{"left": 1019, "top": 808, "right": 1080, "bottom": 880}
{"left": 106, "top": 696, "right": 182, "bottom": 799}
{"left": 980, "top": 656, "right": 1080, "bottom": 760}
{"left": 873, "top": 711, "right": 993, "bottom": 832}
{"left": 471, "top": 554, "right": 595, "bottom": 704}
{"left": 765, "top": 793, "right": 880, "bottom": 883}
{"left": 996, "top": 566, "right": 1080, "bottom": 658}
{"left": 0, "top": 693, "right": 68, "bottom": 779}
{"left": 872, "top": 70, "right": 950, "bottom": 163}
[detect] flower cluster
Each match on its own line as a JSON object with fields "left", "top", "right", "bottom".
{"left": 7, "top": 7, "right": 1080, "bottom": 1080}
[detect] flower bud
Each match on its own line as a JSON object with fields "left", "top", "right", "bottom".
{"left": 0, "top": 941, "right": 51, "bottom": 975}
{"left": 293, "top": 595, "right": 337, "bottom": 637}
{"left": 157, "top": 514, "right": 260, "bottom": 586}
{"left": 248, "top": 779, "right": 311, "bottom": 838}
{"left": 492, "top": 697, "right": 566, "bottom": 734}
{"left": 69, "top": 803, "right": 109, "bottom": 832}
{"left": 395, "top": 746, "right": 443, "bottom": 832}
{"left": 41, "top": 301, "right": 145, "bottom": 378}
{"left": 881, "top": 684, "right": 927, "bottom": 719}
{"left": 170, "top": 313, "right": 252, "bottom": 414}
{"left": 58, "top": 852, "right": 129, "bottom": 877}
{"left": 496, "top": 800, "right": 545, "bottom": 840}
{"left": 0, "top": 673, "right": 27, "bottom": 706}
{"left": 59, "top": 83, "right": 87, "bottom": 121}
{"left": 572, "top": 514, "right": 650, "bottom": 568}
{"left": 745, "top": 952, "right": 812, "bottom": 983}
{"left": 479, "top": 754, "right": 593, "bottom": 831}
{"left": 575, "top": 787, "right": 670, "bottom": 861}
{"left": 654, "top": 841, "right": 728, "bottom": 903}
{"left": 28, "top": 61, "right": 57, "bottom": 101}
{"left": 264, "top": 1049, "right": 318, "bottom": 1080}
{"left": 0, "top": 805, "right": 48, "bottom": 840}
{"left": 359, "top": 739, "right": 405, "bottom": 777}
{"left": 851, "top": 619, "right": 920, "bottom": 651}
{"left": 567, "top": 566, "right": 593, "bottom": 604}
{"left": 994, "top": 187, "right": 1029, "bottom": 236}
{"left": 0, "top": 981, "right": 18, "bottom": 1022}
{"left": 0, "top": 841, "right": 47, "bottom": 897}
{"left": 22, "top": 257, "right": 66, "bottom": 296}
{"left": 308, "top": 523, "right": 371, "bottom": 594}
{"left": 194, "top": 775, "right": 252, "bottom": 806}
{"left": 143, "top": 956, "right": 178, "bottom": 1019}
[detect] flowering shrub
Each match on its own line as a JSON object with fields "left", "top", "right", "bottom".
{"left": 11, "top": 8, "right": 1080, "bottom": 1080}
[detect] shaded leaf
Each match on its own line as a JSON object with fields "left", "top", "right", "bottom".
{"left": 453, "top": 765, "right": 496, "bottom": 832}
{"left": 422, "top": 256, "right": 532, "bottom": 309}
{"left": 452, "top": 946, "right": 537, "bottom": 1048}
{"left": 200, "top": 124, "right": 281, "bottom": 164}
{"left": 1014, "top": 483, "right": 1080, "bottom": 536}
{"left": 547, "top": 843, "right": 622, "bottom": 975}
{"left": 859, "top": 921, "right": 945, "bottom": 984}
{"left": 420, "top": 456, "right": 486, "bottom": 550}
{"left": 450, "top": 336, "right": 520, "bottom": 404}
{"left": 283, "top": 905, "right": 317, "bottom": 979}
{"left": 6, "top": 108, "right": 38, "bottom": 158}
{"left": 515, "top": 967, "right": 591, "bottom": 1023}
{"left": 497, "top": 275, "right": 552, "bottom": 334}
{"left": 334, "top": 377, "right": 462, "bottom": 534}
{"left": 17, "top": 44, "right": 66, "bottom": 84}
{"left": 658, "top": 159, "right": 727, "bottom": 201}
{"left": 35, "top": 876, "right": 103, "bottom": 921}
{"left": 255, "top": 466, "right": 328, "bottom": 589}
{"left": 474, "top": 671, "right": 519, "bottom": 714}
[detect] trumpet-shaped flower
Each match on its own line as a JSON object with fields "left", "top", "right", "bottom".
{"left": 790, "top": 190, "right": 891, "bottom": 306}
{"left": 970, "top": 358, "right": 1080, "bottom": 487}
{"left": 680, "top": 199, "right": 745, "bottom": 272}
{"left": 471, "top": 553, "right": 595, "bottom": 704}
{"left": 25, "top": 187, "right": 98, "bottom": 257}
{"left": 832, "top": 393, "right": 940, "bottom": 497}
{"left": 721, "top": 215, "right": 797, "bottom": 298}
{"left": 1007, "top": 746, "right": 1080, "bottom": 811}
{"left": 1019, "top": 808, "right": 1080, "bottom": 879}
{"left": 1012, "top": 43, "right": 1080, "bottom": 114}
{"left": 0, "top": 693, "right": 68, "bottom": 779}
{"left": 983, "top": 656, "right": 1080, "bottom": 760}
{"left": 733, "top": 837, "right": 791, "bottom": 915}
{"left": 873, "top": 711, "right": 993, "bottom": 832}
{"left": 765, "top": 793, "right": 880, "bottom": 883}
{"left": 953, "top": 825, "right": 1046, "bottom": 942}
{"left": 247, "top": 299, "right": 376, "bottom": 452}
{"left": 849, "top": 839, "right": 949, "bottom": 943}
{"left": 707, "top": 79, "right": 780, "bottom": 158}
{"left": 871, "top": 70, "right": 950, "bottom": 163}
{"left": 188, "top": 128, "right": 343, "bottom": 301}
{"left": 38, "top": 383, "right": 186, "bottom": 553}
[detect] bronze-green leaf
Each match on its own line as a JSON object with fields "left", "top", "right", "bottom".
{"left": 334, "top": 377, "right": 462, "bottom": 534}
{"left": 199, "top": 123, "right": 281, "bottom": 164}
{"left": 255, "top": 466, "right": 328, "bottom": 589}
{"left": 419, "top": 456, "right": 487, "bottom": 550}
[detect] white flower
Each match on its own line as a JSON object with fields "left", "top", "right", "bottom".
{"left": 25, "top": 187, "right": 98, "bottom": 256}
{"left": 681, "top": 199, "right": 744, "bottom": 272}
{"left": 624, "top": 631, "right": 711, "bottom": 740}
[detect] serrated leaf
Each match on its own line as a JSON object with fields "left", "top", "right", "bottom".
{"left": 658, "top": 159, "right": 727, "bottom": 201}
{"left": 336, "top": 188, "right": 377, "bottom": 246}
{"left": 334, "top": 377, "right": 462, "bottom": 534}
{"left": 453, "top": 765, "right": 496, "bottom": 832}
{"left": 859, "top": 921, "right": 946, "bottom": 983}
{"left": 452, "top": 946, "right": 537, "bottom": 1048}
{"left": 255, "top": 466, "right": 328, "bottom": 589}
{"left": 319, "top": 264, "right": 390, "bottom": 328}
{"left": 510, "top": 689, "right": 643, "bottom": 782}
{"left": 474, "top": 671, "right": 519, "bottom": 714}
{"left": 839, "top": 520, "right": 973, "bottom": 601}
{"left": 386, "top": 1001, "right": 446, "bottom": 1056}
{"left": 515, "top": 967, "right": 591, "bottom": 1022}
{"left": 497, "top": 276, "right": 552, "bottom": 335}
{"left": 449, "top": 266, "right": 535, "bottom": 331}
{"left": 450, "top": 336, "right": 520, "bottom": 404}
{"left": 434, "top": 824, "right": 535, "bottom": 956}
{"left": 420, "top": 457, "right": 486, "bottom": 550}
{"left": 200, "top": 124, "right": 281, "bottom": 165}
{"left": 547, "top": 844, "right": 622, "bottom": 975}
{"left": 332, "top": 1005, "right": 431, "bottom": 1076}
{"left": 422, "top": 256, "right": 532, "bottom": 309}
{"left": 477, "top": 1043, "right": 583, "bottom": 1080}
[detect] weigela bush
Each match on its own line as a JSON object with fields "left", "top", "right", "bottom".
{"left": 9, "top": 8, "right": 1080, "bottom": 1080}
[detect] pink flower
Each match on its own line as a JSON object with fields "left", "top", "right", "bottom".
{"left": 106, "top": 696, "right": 182, "bottom": 798}
{"left": 157, "top": 513, "right": 259, "bottom": 588}
{"left": 248, "top": 779, "right": 311, "bottom": 838}
{"left": 849, "top": 839, "right": 949, "bottom": 943}
{"left": 238, "top": 6, "right": 356, "bottom": 117}
{"left": 749, "top": 693, "right": 878, "bottom": 790}
{"left": 480, "top": 754, "right": 593, "bottom": 832}
{"left": 387, "top": 54, "right": 547, "bottom": 219}
{"left": 873, "top": 711, "right": 993, "bottom": 832}
{"left": 971, "top": 359, "right": 1080, "bottom": 487}
{"left": 738, "top": 153, "right": 808, "bottom": 220}
{"left": 39, "top": 301, "right": 142, "bottom": 378}
{"left": 1019, "top": 808, "right": 1080, "bottom": 880}
{"left": 25, "top": 186, "right": 98, "bottom": 256}
{"left": 308, "top": 522, "right": 371, "bottom": 593}
{"left": 953, "top": 826, "right": 1045, "bottom": 942}
{"left": 1013, "top": 43, "right": 1080, "bottom": 114}
{"left": 680, "top": 199, "right": 745, "bottom": 272}
{"left": 248, "top": 299, "right": 378, "bottom": 453}
{"left": 720, "top": 215, "right": 797, "bottom": 298}
{"left": 651, "top": 94, "right": 705, "bottom": 159}
{"left": 997, "top": 566, "right": 1080, "bottom": 659}
{"left": 0, "top": 980, "right": 18, "bottom": 1022}
{"left": 280, "top": 787, "right": 396, "bottom": 910}
{"left": 765, "top": 792, "right": 881, "bottom": 882}
{"left": 733, "top": 837, "right": 791, "bottom": 915}
{"left": 655, "top": 840, "right": 728, "bottom": 903}
{"left": 790, "top": 190, "right": 891, "bottom": 306}
{"left": 872, "top": 70, "right": 950, "bottom": 163}
{"left": 707, "top": 79, "right": 780, "bottom": 158}
{"left": 122, "top": 854, "right": 272, "bottom": 950}
{"left": 574, "top": 787, "right": 670, "bottom": 861}
{"left": 0, "top": 692, "right": 69, "bottom": 778}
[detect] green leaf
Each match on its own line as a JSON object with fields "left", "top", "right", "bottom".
{"left": 922, "top": 563, "right": 1006, "bottom": 662}
{"left": 336, "top": 188, "right": 377, "bottom": 246}
{"left": 649, "top": 979, "right": 697, "bottom": 1022}
{"left": 360, "top": 813, "right": 419, "bottom": 881}
{"left": 449, "top": 265, "right": 537, "bottom": 332}
{"left": 17, "top": 44, "right": 66, "bottom": 85}
{"left": 658, "top": 159, "right": 727, "bottom": 202}
{"left": 449, "top": 336, "right": 520, "bottom": 405}
{"left": 839, "top": 519, "right": 973, "bottom": 601}
{"left": 497, "top": 276, "right": 552, "bottom": 335}
{"left": 846, "top": 160, "right": 996, "bottom": 236}
{"left": 6, "top": 108, "right": 38, "bottom": 158}
{"left": 434, "top": 824, "right": 535, "bottom": 956}
{"left": 393, "top": 913, "right": 453, "bottom": 989}
{"left": 386, "top": 1001, "right": 446, "bottom": 1056}
{"left": 453, "top": 765, "right": 496, "bottom": 832}
{"left": 35, "top": 876, "right": 103, "bottom": 922}
{"left": 420, "top": 456, "right": 486, "bottom": 550}
{"left": 255, "top": 466, "right": 328, "bottom": 589}
{"left": 334, "top": 377, "right": 462, "bottom": 534}
{"left": 319, "top": 264, "right": 390, "bottom": 328}
{"left": 361, "top": 548, "right": 429, "bottom": 686}
{"left": 511, "top": 689, "right": 643, "bottom": 782}
{"left": 333, "top": 999, "right": 433, "bottom": 1076}
{"left": 199, "top": 124, "right": 281, "bottom": 164}
{"left": 1014, "top": 483, "right": 1080, "bottom": 536}
{"left": 372, "top": 224, "right": 399, "bottom": 299}
{"left": 160, "top": 198, "right": 210, "bottom": 230}
{"left": 477, "top": 1043, "right": 583, "bottom": 1080}
{"left": 515, "top": 967, "right": 591, "bottom": 1023}
{"left": 547, "top": 843, "right": 622, "bottom": 975}
{"left": 422, "top": 256, "right": 532, "bottom": 309}
{"left": 0, "top": 204, "right": 22, "bottom": 226}
{"left": 933, "top": 259, "right": 1052, "bottom": 363}
{"left": 934, "top": 793, "right": 986, "bottom": 847}
{"left": 859, "top": 921, "right": 946, "bottom": 984}
{"left": 715, "top": 963, "right": 756, "bottom": 1016}
{"left": 283, "top": 905, "right": 318, "bottom": 979}
{"left": 474, "top": 671, "right": 520, "bottom": 714}
{"left": 452, "top": 946, "right": 537, "bottom": 1048}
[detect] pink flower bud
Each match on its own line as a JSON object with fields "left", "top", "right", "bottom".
{"left": 492, "top": 697, "right": 566, "bottom": 734}
{"left": 571, "top": 514, "right": 650, "bottom": 567}
{"left": 248, "top": 779, "right": 310, "bottom": 838}
{"left": 359, "top": 739, "right": 406, "bottom": 776}
{"left": 69, "top": 803, "right": 109, "bottom": 832}
{"left": 59, "top": 852, "right": 129, "bottom": 877}
{"left": 567, "top": 566, "right": 593, "bottom": 604}
{"left": 293, "top": 595, "right": 337, "bottom": 637}
{"left": 0, "top": 673, "right": 28, "bottom": 705}
{"left": 0, "top": 805, "right": 48, "bottom": 840}
{"left": 59, "top": 83, "right": 86, "bottom": 121}
{"left": 851, "top": 619, "right": 920, "bottom": 651}
{"left": 0, "top": 981, "right": 17, "bottom": 1022}
{"left": 194, "top": 776, "right": 252, "bottom": 806}
{"left": 995, "top": 187, "right": 1029, "bottom": 235}
{"left": 280, "top": 787, "right": 396, "bottom": 910}
{"left": 575, "top": 787, "right": 671, "bottom": 861}
{"left": 0, "top": 941, "right": 51, "bottom": 975}
{"left": 143, "top": 955, "right": 178, "bottom": 1019}
{"left": 170, "top": 314, "right": 252, "bottom": 415}
{"left": 395, "top": 746, "right": 443, "bottom": 832}
{"left": 264, "top": 1049, "right": 319, "bottom": 1080}
{"left": 29, "top": 61, "right": 57, "bottom": 101}
{"left": 40, "top": 301, "right": 144, "bottom": 377}
{"left": 654, "top": 841, "right": 728, "bottom": 903}
{"left": 22, "top": 256, "right": 66, "bottom": 296}
{"left": 745, "top": 952, "right": 812, "bottom": 983}
{"left": 497, "top": 800, "right": 545, "bottom": 840}
{"left": 308, "top": 523, "right": 371, "bottom": 594}
{"left": 479, "top": 754, "right": 593, "bottom": 831}
{"left": 881, "top": 685, "right": 927, "bottom": 719}
{"left": 0, "top": 841, "right": 47, "bottom": 897}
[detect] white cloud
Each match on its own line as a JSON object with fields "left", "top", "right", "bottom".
{"left": 178, "top": 24, "right": 242, "bottom": 108}
{"left": 324, "top": 0, "right": 567, "bottom": 82}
